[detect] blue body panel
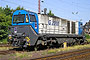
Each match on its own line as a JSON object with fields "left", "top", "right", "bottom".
{"left": 78, "top": 22, "right": 83, "bottom": 35}
{"left": 12, "top": 10, "right": 39, "bottom": 34}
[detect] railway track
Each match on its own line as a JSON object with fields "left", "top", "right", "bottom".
{"left": 0, "top": 48, "right": 25, "bottom": 55}
{"left": 0, "top": 43, "right": 11, "bottom": 47}
{"left": 0, "top": 50, "right": 16, "bottom": 55}
{"left": 33, "top": 48, "right": 90, "bottom": 60}
{"left": 0, "top": 43, "right": 90, "bottom": 56}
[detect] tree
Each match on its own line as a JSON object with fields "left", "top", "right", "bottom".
{"left": 0, "top": 6, "right": 12, "bottom": 42}
{"left": 47, "top": 10, "right": 54, "bottom": 16}
{"left": 0, "top": 13, "right": 8, "bottom": 40}
{"left": 4, "top": 5, "right": 12, "bottom": 16}
{"left": 0, "top": 5, "right": 25, "bottom": 42}
{"left": 0, "top": 7, "right": 4, "bottom": 13}
{"left": 13, "top": 6, "right": 25, "bottom": 12}
{"left": 16, "top": 6, "right": 24, "bottom": 10}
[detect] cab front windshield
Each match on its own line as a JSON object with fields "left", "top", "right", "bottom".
{"left": 13, "top": 14, "right": 25, "bottom": 23}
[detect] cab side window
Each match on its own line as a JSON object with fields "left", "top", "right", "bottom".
{"left": 29, "top": 15, "right": 36, "bottom": 22}
{"left": 26, "top": 14, "right": 29, "bottom": 23}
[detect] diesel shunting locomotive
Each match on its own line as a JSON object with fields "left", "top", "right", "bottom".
{"left": 8, "top": 10, "right": 86, "bottom": 49}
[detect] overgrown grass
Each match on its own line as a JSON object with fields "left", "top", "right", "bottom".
{"left": 85, "top": 34, "right": 90, "bottom": 43}
{"left": 0, "top": 47, "right": 13, "bottom": 51}
{"left": 86, "top": 39, "right": 90, "bottom": 43}
{"left": 85, "top": 34, "right": 90, "bottom": 39}
{"left": 0, "top": 39, "right": 8, "bottom": 44}
{"left": 47, "top": 50, "right": 56, "bottom": 54}
{"left": 10, "top": 52, "right": 32, "bottom": 59}
{"left": 43, "top": 44, "right": 90, "bottom": 55}
{"left": 0, "top": 44, "right": 90, "bottom": 60}
{"left": 8, "top": 44, "right": 90, "bottom": 59}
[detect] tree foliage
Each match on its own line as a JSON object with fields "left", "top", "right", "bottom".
{"left": 0, "top": 5, "right": 25, "bottom": 42}
{"left": 47, "top": 10, "right": 54, "bottom": 16}
{"left": 13, "top": 6, "right": 24, "bottom": 12}
{"left": 4, "top": 5, "right": 12, "bottom": 16}
{"left": 0, "top": 6, "right": 12, "bottom": 40}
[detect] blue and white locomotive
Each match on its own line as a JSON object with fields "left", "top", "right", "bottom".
{"left": 8, "top": 10, "right": 86, "bottom": 48}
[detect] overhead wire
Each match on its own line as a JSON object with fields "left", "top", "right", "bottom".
{"left": 70, "top": 1, "right": 90, "bottom": 7}
{"left": 58, "top": 0, "right": 90, "bottom": 19}
{"left": 41, "top": 0, "right": 71, "bottom": 14}
{"left": 56, "top": 0, "right": 90, "bottom": 20}
{"left": 1, "top": 0, "right": 90, "bottom": 12}
{"left": 1, "top": 0, "right": 88, "bottom": 21}
{"left": 1, "top": 0, "right": 38, "bottom": 12}
{"left": 40, "top": 0, "right": 75, "bottom": 20}
{"left": 58, "top": 0, "right": 90, "bottom": 10}
{"left": 43, "top": 0, "right": 82, "bottom": 20}
{"left": 19, "top": 0, "right": 38, "bottom": 8}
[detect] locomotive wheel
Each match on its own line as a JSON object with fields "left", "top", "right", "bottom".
{"left": 34, "top": 40, "right": 45, "bottom": 51}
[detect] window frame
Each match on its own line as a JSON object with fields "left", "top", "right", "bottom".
{"left": 29, "top": 14, "right": 37, "bottom": 22}
{"left": 26, "top": 14, "right": 29, "bottom": 23}
{"left": 13, "top": 14, "right": 25, "bottom": 24}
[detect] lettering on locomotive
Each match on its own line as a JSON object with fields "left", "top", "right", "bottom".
{"left": 48, "top": 20, "right": 59, "bottom": 26}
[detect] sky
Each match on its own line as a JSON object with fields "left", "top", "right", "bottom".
{"left": 0, "top": 0, "right": 90, "bottom": 24}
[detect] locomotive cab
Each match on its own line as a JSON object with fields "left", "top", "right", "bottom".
{"left": 12, "top": 10, "right": 39, "bottom": 34}
{"left": 8, "top": 10, "right": 39, "bottom": 47}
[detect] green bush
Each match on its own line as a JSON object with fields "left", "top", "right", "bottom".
{"left": 85, "top": 34, "right": 90, "bottom": 39}
{"left": 0, "top": 38, "right": 8, "bottom": 44}
{"left": 0, "top": 5, "right": 24, "bottom": 43}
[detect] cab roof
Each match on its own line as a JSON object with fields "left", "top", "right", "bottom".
{"left": 13, "top": 10, "right": 37, "bottom": 15}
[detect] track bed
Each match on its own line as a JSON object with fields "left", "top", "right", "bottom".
{"left": 33, "top": 48, "right": 90, "bottom": 60}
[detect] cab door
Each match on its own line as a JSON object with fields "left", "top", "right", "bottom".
{"left": 29, "top": 13, "right": 39, "bottom": 34}
{"left": 78, "top": 22, "right": 83, "bottom": 35}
